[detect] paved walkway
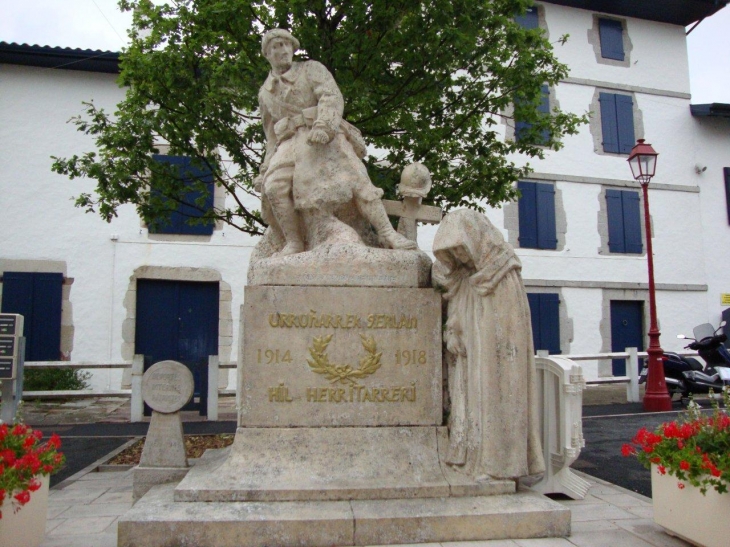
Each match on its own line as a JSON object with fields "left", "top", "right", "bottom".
{"left": 27, "top": 384, "right": 691, "bottom": 546}
{"left": 41, "top": 464, "right": 690, "bottom": 547}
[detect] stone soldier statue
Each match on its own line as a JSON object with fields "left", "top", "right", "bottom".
{"left": 254, "top": 29, "right": 416, "bottom": 256}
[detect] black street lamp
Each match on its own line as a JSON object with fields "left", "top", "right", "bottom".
{"left": 627, "top": 139, "right": 672, "bottom": 411}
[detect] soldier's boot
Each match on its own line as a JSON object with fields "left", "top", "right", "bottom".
{"left": 359, "top": 200, "right": 418, "bottom": 250}
{"left": 268, "top": 195, "right": 305, "bottom": 256}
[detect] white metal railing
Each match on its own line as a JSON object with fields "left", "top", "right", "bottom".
{"left": 20, "top": 355, "right": 235, "bottom": 421}
{"left": 538, "top": 348, "right": 700, "bottom": 403}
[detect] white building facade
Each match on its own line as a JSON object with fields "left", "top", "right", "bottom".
{"left": 1, "top": 0, "right": 729, "bottom": 392}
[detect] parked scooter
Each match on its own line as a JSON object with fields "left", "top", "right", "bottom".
{"left": 639, "top": 321, "right": 730, "bottom": 399}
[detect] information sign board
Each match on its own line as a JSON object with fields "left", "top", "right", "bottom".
{"left": 0, "top": 314, "right": 23, "bottom": 380}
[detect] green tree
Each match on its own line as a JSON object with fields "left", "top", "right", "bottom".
{"left": 52, "top": 0, "right": 585, "bottom": 235}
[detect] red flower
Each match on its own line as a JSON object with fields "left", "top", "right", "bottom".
{"left": 11, "top": 424, "right": 27, "bottom": 436}
{"left": 0, "top": 449, "right": 16, "bottom": 466}
{"left": 13, "top": 490, "right": 30, "bottom": 505}
{"left": 677, "top": 440, "right": 684, "bottom": 450}
{"left": 23, "top": 435, "right": 35, "bottom": 449}
{"left": 621, "top": 444, "right": 636, "bottom": 457}
{"left": 658, "top": 465, "right": 667, "bottom": 475}
{"left": 28, "top": 479, "right": 41, "bottom": 492}
{"left": 32, "top": 430, "right": 43, "bottom": 441}
{"left": 48, "top": 434, "right": 61, "bottom": 450}
{"left": 712, "top": 467, "right": 722, "bottom": 477}
{"left": 677, "top": 483, "right": 686, "bottom": 490}
{"left": 680, "top": 460, "right": 690, "bottom": 471}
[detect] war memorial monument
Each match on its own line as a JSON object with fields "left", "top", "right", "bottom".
{"left": 118, "top": 29, "right": 570, "bottom": 546}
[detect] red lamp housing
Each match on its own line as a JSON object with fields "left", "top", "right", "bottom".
{"left": 627, "top": 139, "right": 659, "bottom": 184}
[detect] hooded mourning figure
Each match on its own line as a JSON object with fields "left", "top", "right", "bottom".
{"left": 432, "top": 209, "right": 545, "bottom": 481}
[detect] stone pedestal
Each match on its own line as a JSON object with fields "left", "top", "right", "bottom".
{"left": 119, "top": 281, "right": 571, "bottom": 545}
{"left": 239, "top": 285, "right": 442, "bottom": 427}
{"left": 132, "top": 360, "right": 193, "bottom": 501}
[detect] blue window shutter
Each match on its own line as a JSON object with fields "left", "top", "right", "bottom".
{"left": 536, "top": 182, "right": 557, "bottom": 250}
{"left": 527, "top": 293, "right": 561, "bottom": 354}
{"left": 527, "top": 293, "right": 542, "bottom": 350}
{"left": 151, "top": 155, "right": 214, "bottom": 235}
{"left": 1, "top": 272, "right": 33, "bottom": 352}
{"left": 725, "top": 168, "right": 730, "bottom": 224}
{"left": 178, "top": 158, "right": 215, "bottom": 235}
{"left": 538, "top": 85, "right": 550, "bottom": 144}
{"left": 599, "top": 19, "right": 624, "bottom": 61}
{"left": 516, "top": 85, "right": 549, "bottom": 144}
{"left": 606, "top": 189, "right": 626, "bottom": 253}
{"left": 1, "top": 272, "right": 62, "bottom": 361}
{"left": 599, "top": 93, "right": 619, "bottom": 153}
{"left": 515, "top": 119, "right": 530, "bottom": 142}
{"left": 515, "top": 7, "right": 538, "bottom": 29}
{"left": 31, "top": 273, "right": 63, "bottom": 361}
{"left": 621, "top": 191, "right": 643, "bottom": 254}
{"left": 615, "top": 95, "right": 636, "bottom": 154}
{"left": 541, "top": 294, "right": 561, "bottom": 354}
{"left": 518, "top": 181, "right": 538, "bottom": 248}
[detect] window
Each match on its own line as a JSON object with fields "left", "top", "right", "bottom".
{"left": 606, "top": 189, "right": 642, "bottom": 254}
{"left": 724, "top": 168, "right": 730, "bottom": 224}
{"left": 149, "top": 155, "right": 215, "bottom": 235}
{"left": 527, "top": 293, "right": 561, "bottom": 354}
{"left": 599, "top": 18, "right": 624, "bottom": 61}
{"left": 599, "top": 92, "right": 635, "bottom": 154}
{"left": 516, "top": 85, "right": 550, "bottom": 144}
{"left": 0, "top": 272, "right": 62, "bottom": 361}
{"left": 515, "top": 6, "right": 538, "bottom": 29}
{"left": 518, "top": 181, "right": 557, "bottom": 249}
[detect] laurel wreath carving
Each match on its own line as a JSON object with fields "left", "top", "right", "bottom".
{"left": 306, "top": 334, "right": 382, "bottom": 385}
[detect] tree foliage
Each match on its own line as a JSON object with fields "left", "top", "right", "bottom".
{"left": 52, "top": 0, "right": 585, "bottom": 235}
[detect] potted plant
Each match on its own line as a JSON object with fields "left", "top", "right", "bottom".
{"left": 622, "top": 391, "right": 729, "bottom": 547}
{"left": 0, "top": 422, "right": 64, "bottom": 547}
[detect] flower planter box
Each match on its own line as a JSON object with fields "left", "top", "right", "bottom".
{"left": 0, "top": 475, "right": 50, "bottom": 547}
{"left": 652, "top": 464, "right": 730, "bottom": 547}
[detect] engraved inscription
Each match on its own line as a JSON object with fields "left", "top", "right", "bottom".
{"left": 257, "top": 348, "right": 293, "bottom": 364}
{"left": 142, "top": 360, "right": 194, "bottom": 414}
{"left": 305, "top": 384, "right": 416, "bottom": 403}
{"left": 268, "top": 383, "right": 294, "bottom": 402}
{"left": 267, "top": 310, "right": 417, "bottom": 330}
{"left": 266, "top": 384, "right": 417, "bottom": 404}
{"left": 395, "top": 349, "right": 427, "bottom": 366}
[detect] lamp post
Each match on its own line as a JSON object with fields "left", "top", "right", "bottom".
{"left": 627, "top": 139, "right": 672, "bottom": 412}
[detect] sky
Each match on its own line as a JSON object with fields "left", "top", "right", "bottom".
{"left": 1, "top": 0, "right": 729, "bottom": 103}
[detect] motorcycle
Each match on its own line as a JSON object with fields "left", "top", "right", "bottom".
{"left": 639, "top": 321, "right": 730, "bottom": 399}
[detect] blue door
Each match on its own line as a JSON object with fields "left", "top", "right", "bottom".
{"left": 1, "top": 272, "right": 63, "bottom": 361}
{"left": 135, "top": 279, "right": 219, "bottom": 415}
{"left": 610, "top": 300, "right": 644, "bottom": 376}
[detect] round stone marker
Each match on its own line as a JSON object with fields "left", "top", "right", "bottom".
{"left": 142, "top": 360, "right": 195, "bottom": 414}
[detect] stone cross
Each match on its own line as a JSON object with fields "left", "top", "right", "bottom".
{"left": 382, "top": 197, "right": 442, "bottom": 244}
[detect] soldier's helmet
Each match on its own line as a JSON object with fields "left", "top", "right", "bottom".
{"left": 261, "top": 29, "right": 300, "bottom": 56}
{"left": 397, "top": 163, "right": 432, "bottom": 198}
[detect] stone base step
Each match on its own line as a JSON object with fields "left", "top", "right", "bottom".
{"left": 118, "top": 483, "right": 571, "bottom": 547}
{"left": 174, "top": 427, "right": 515, "bottom": 502}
